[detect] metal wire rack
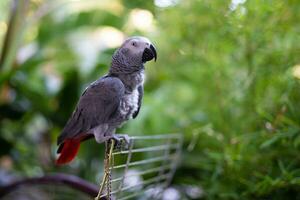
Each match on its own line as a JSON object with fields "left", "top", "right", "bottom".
{"left": 0, "top": 134, "right": 183, "bottom": 200}
{"left": 96, "top": 134, "right": 183, "bottom": 200}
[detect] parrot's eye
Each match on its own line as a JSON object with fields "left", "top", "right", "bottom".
{"left": 131, "top": 41, "right": 137, "bottom": 47}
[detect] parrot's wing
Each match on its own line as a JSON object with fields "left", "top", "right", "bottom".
{"left": 132, "top": 85, "right": 143, "bottom": 119}
{"left": 57, "top": 76, "right": 125, "bottom": 145}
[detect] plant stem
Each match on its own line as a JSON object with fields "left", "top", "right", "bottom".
{"left": 0, "top": 0, "right": 29, "bottom": 71}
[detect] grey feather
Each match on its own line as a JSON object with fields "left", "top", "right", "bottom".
{"left": 57, "top": 76, "right": 125, "bottom": 145}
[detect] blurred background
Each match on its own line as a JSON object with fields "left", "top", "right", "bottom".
{"left": 0, "top": 0, "right": 300, "bottom": 199}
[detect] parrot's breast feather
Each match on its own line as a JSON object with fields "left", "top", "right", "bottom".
{"left": 119, "top": 88, "right": 139, "bottom": 119}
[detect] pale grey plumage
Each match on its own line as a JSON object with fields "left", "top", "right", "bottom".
{"left": 57, "top": 36, "right": 156, "bottom": 149}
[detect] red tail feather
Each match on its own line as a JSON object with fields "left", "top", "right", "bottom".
{"left": 56, "top": 139, "right": 81, "bottom": 165}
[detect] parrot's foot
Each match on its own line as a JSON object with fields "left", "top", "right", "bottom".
{"left": 110, "top": 134, "right": 130, "bottom": 150}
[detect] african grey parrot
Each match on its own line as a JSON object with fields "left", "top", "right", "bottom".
{"left": 56, "top": 36, "right": 157, "bottom": 165}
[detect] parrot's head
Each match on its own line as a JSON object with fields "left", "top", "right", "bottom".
{"left": 111, "top": 36, "right": 157, "bottom": 72}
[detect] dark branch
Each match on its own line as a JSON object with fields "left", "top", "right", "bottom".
{"left": 0, "top": 173, "right": 107, "bottom": 199}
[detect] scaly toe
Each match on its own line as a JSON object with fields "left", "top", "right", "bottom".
{"left": 111, "top": 134, "right": 130, "bottom": 150}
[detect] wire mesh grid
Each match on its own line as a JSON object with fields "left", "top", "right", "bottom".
{"left": 0, "top": 134, "right": 183, "bottom": 200}
{"left": 98, "top": 134, "right": 183, "bottom": 200}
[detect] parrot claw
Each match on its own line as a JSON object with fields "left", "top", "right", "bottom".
{"left": 110, "top": 134, "right": 130, "bottom": 150}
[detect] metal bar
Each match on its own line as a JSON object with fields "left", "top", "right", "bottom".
{"left": 111, "top": 155, "right": 175, "bottom": 170}
{"left": 112, "top": 144, "right": 179, "bottom": 155}
{"left": 117, "top": 183, "right": 165, "bottom": 200}
{"left": 116, "top": 140, "right": 134, "bottom": 198}
{"left": 165, "top": 134, "right": 184, "bottom": 187}
{"left": 130, "top": 134, "right": 182, "bottom": 140}
{"left": 111, "top": 164, "right": 172, "bottom": 184}
{"left": 100, "top": 173, "right": 169, "bottom": 198}
{"left": 120, "top": 173, "right": 169, "bottom": 192}
{"left": 156, "top": 137, "right": 172, "bottom": 195}
{"left": 118, "top": 189, "right": 146, "bottom": 200}
{"left": 101, "top": 186, "right": 146, "bottom": 200}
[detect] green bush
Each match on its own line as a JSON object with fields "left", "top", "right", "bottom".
{"left": 0, "top": 0, "right": 300, "bottom": 199}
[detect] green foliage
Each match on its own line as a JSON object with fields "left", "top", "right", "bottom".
{"left": 1, "top": 0, "right": 300, "bottom": 199}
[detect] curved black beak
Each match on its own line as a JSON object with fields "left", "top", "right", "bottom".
{"left": 142, "top": 44, "right": 157, "bottom": 63}
{"left": 150, "top": 44, "right": 157, "bottom": 62}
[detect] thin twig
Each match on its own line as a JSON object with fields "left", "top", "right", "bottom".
{"left": 95, "top": 139, "right": 115, "bottom": 200}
